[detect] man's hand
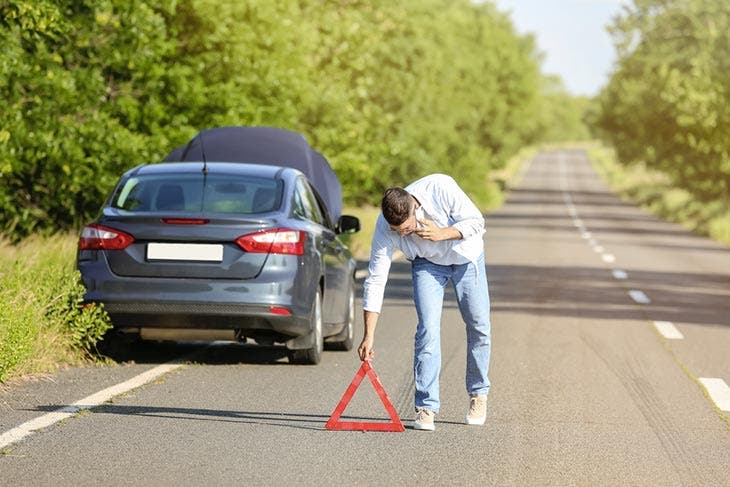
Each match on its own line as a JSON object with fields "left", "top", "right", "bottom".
{"left": 415, "top": 218, "right": 462, "bottom": 241}
{"left": 357, "top": 335, "right": 374, "bottom": 361}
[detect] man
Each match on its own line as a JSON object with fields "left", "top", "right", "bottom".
{"left": 358, "top": 174, "right": 491, "bottom": 431}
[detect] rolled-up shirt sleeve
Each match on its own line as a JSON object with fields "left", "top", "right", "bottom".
{"left": 362, "top": 215, "right": 394, "bottom": 313}
{"left": 441, "top": 176, "right": 485, "bottom": 239}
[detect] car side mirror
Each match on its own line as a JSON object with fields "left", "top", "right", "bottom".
{"left": 336, "top": 215, "right": 360, "bottom": 234}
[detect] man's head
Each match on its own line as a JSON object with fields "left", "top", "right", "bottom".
{"left": 382, "top": 187, "right": 418, "bottom": 236}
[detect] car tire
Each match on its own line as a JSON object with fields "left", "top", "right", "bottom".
{"left": 328, "top": 284, "right": 355, "bottom": 351}
{"left": 288, "top": 288, "right": 323, "bottom": 365}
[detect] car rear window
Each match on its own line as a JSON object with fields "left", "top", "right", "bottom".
{"left": 110, "top": 173, "right": 283, "bottom": 214}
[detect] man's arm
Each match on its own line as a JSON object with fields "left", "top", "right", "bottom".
{"left": 359, "top": 215, "right": 393, "bottom": 361}
{"left": 357, "top": 310, "right": 379, "bottom": 361}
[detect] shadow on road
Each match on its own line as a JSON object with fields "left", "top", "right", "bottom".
{"left": 26, "top": 404, "right": 413, "bottom": 432}
{"left": 488, "top": 263, "right": 730, "bottom": 327}
{"left": 101, "top": 341, "right": 293, "bottom": 367}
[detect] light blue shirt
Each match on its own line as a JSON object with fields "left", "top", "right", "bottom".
{"left": 363, "top": 174, "right": 486, "bottom": 313}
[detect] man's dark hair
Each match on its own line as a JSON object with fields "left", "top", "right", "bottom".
{"left": 382, "top": 187, "right": 413, "bottom": 226}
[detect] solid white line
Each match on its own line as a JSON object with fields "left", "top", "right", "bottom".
{"left": 0, "top": 361, "right": 184, "bottom": 450}
{"left": 699, "top": 378, "right": 730, "bottom": 412}
{"left": 653, "top": 321, "right": 684, "bottom": 340}
{"left": 629, "top": 290, "right": 651, "bottom": 304}
{"left": 612, "top": 269, "right": 628, "bottom": 280}
{"left": 602, "top": 254, "right": 616, "bottom": 263}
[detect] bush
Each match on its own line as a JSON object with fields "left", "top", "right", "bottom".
{"left": 708, "top": 215, "right": 730, "bottom": 246}
{"left": 0, "top": 234, "right": 112, "bottom": 383}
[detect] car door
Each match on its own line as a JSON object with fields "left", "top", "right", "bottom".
{"left": 294, "top": 178, "right": 348, "bottom": 325}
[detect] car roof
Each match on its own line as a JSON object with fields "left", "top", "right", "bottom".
{"left": 128, "top": 162, "right": 296, "bottom": 179}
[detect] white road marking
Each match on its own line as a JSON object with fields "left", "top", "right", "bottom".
{"left": 0, "top": 361, "right": 184, "bottom": 450}
{"left": 355, "top": 269, "right": 369, "bottom": 280}
{"left": 629, "top": 290, "right": 651, "bottom": 304}
{"left": 581, "top": 232, "right": 592, "bottom": 239}
{"left": 573, "top": 220, "right": 583, "bottom": 227}
{"left": 699, "top": 378, "right": 730, "bottom": 412}
{"left": 602, "top": 254, "right": 616, "bottom": 263}
{"left": 593, "top": 245, "right": 605, "bottom": 253}
{"left": 612, "top": 269, "right": 628, "bottom": 280}
{"left": 653, "top": 321, "right": 684, "bottom": 340}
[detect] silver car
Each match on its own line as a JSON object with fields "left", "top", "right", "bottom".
{"left": 77, "top": 162, "right": 360, "bottom": 364}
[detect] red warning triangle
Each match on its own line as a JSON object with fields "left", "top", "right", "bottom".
{"left": 325, "top": 360, "right": 405, "bottom": 432}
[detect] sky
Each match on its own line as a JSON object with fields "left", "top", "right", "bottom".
{"left": 491, "top": 0, "right": 629, "bottom": 97}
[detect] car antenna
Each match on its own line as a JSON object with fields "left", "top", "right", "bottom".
{"left": 199, "top": 131, "right": 209, "bottom": 175}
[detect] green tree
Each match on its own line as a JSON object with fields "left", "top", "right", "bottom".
{"left": 1, "top": 0, "right": 560, "bottom": 240}
{"left": 595, "top": 0, "right": 730, "bottom": 200}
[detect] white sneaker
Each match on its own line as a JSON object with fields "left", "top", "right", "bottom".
{"left": 465, "top": 394, "right": 487, "bottom": 425}
{"left": 414, "top": 407, "right": 435, "bottom": 431}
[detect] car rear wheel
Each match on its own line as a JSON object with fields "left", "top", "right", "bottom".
{"left": 288, "top": 288, "right": 323, "bottom": 365}
{"left": 328, "top": 284, "right": 355, "bottom": 351}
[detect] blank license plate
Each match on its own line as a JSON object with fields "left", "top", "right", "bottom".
{"left": 147, "top": 243, "right": 223, "bottom": 262}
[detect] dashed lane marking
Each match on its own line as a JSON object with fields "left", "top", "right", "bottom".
{"left": 602, "top": 254, "right": 616, "bottom": 263}
{"left": 0, "top": 361, "right": 185, "bottom": 450}
{"left": 612, "top": 269, "right": 628, "bottom": 280}
{"left": 699, "top": 378, "right": 730, "bottom": 412}
{"left": 629, "top": 290, "right": 651, "bottom": 304}
{"left": 653, "top": 320, "right": 684, "bottom": 340}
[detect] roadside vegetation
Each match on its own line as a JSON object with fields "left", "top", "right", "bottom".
{"left": 589, "top": 145, "right": 730, "bottom": 247}
{"left": 591, "top": 0, "right": 730, "bottom": 240}
{"left": 0, "top": 0, "right": 587, "bottom": 242}
{"left": 0, "top": 235, "right": 111, "bottom": 383}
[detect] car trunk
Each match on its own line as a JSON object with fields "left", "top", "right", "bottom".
{"left": 104, "top": 215, "right": 275, "bottom": 279}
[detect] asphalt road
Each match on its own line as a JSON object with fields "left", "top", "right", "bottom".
{"left": 1, "top": 150, "right": 729, "bottom": 486}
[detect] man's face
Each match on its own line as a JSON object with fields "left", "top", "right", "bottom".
{"left": 389, "top": 211, "right": 418, "bottom": 237}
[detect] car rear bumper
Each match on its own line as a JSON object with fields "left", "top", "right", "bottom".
{"left": 79, "top": 254, "right": 318, "bottom": 344}
{"left": 100, "top": 300, "right": 310, "bottom": 338}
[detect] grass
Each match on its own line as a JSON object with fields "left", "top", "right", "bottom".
{"left": 0, "top": 233, "right": 111, "bottom": 384}
{"left": 588, "top": 145, "right": 730, "bottom": 247}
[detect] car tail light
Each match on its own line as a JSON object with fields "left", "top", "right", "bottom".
{"left": 269, "top": 306, "right": 292, "bottom": 316}
{"left": 78, "top": 224, "right": 135, "bottom": 250}
{"left": 235, "top": 228, "right": 305, "bottom": 255}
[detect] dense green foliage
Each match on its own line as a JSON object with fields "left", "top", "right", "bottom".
{"left": 594, "top": 0, "right": 730, "bottom": 202}
{"left": 0, "top": 0, "right": 586, "bottom": 240}
{"left": 0, "top": 235, "right": 112, "bottom": 382}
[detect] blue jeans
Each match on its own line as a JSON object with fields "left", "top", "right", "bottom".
{"left": 412, "top": 254, "right": 491, "bottom": 413}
